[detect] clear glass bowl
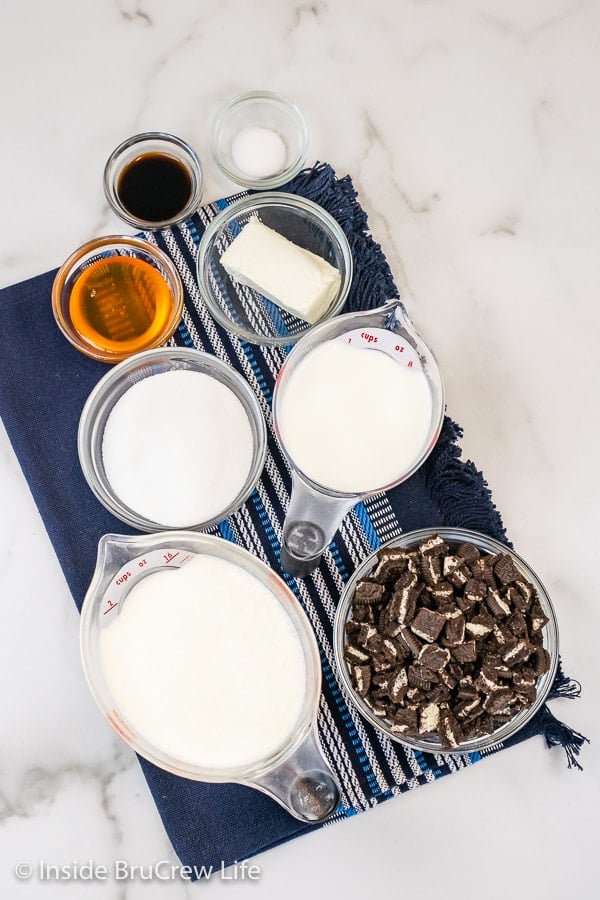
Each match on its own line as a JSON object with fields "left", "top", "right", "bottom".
{"left": 52, "top": 235, "right": 184, "bottom": 364}
{"left": 77, "top": 347, "right": 267, "bottom": 531}
{"left": 210, "top": 90, "right": 309, "bottom": 189}
{"left": 196, "top": 192, "right": 353, "bottom": 346}
{"left": 80, "top": 531, "right": 339, "bottom": 821}
{"left": 333, "top": 527, "right": 559, "bottom": 755}
{"left": 103, "top": 132, "right": 204, "bottom": 229}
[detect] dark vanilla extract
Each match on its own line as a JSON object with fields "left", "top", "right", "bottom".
{"left": 117, "top": 152, "right": 193, "bottom": 223}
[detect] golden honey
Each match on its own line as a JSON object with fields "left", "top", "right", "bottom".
{"left": 69, "top": 256, "right": 176, "bottom": 356}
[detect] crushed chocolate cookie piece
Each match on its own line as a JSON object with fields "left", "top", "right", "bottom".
{"left": 455, "top": 697, "right": 483, "bottom": 721}
{"left": 443, "top": 555, "right": 461, "bottom": 577}
{"left": 382, "top": 637, "right": 401, "bottom": 661}
{"left": 492, "top": 621, "right": 513, "bottom": 646}
{"left": 419, "top": 702, "right": 441, "bottom": 734}
{"left": 419, "top": 535, "right": 448, "bottom": 556}
{"left": 507, "top": 611, "right": 528, "bottom": 637}
{"left": 420, "top": 554, "right": 443, "bottom": 586}
{"left": 388, "top": 575, "right": 419, "bottom": 624}
{"left": 369, "top": 700, "right": 391, "bottom": 718}
{"left": 455, "top": 589, "right": 479, "bottom": 614}
{"left": 439, "top": 669, "right": 458, "bottom": 691}
{"left": 530, "top": 646, "right": 551, "bottom": 676}
{"left": 383, "top": 619, "right": 404, "bottom": 638}
{"left": 418, "top": 643, "right": 451, "bottom": 672}
{"left": 501, "top": 639, "right": 533, "bottom": 667}
{"left": 353, "top": 604, "right": 375, "bottom": 624}
{"left": 429, "top": 581, "right": 455, "bottom": 604}
{"left": 389, "top": 666, "right": 409, "bottom": 702}
{"left": 355, "top": 580, "right": 387, "bottom": 604}
{"left": 439, "top": 709, "right": 464, "bottom": 749}
{"left": 391, "top": 707, "right": 418, "bottom": 733}
{"left": 486, "top": 589, "right": 512, "bottom": 618}
{"left": 371, "top": 550, "right": 409, "bottom": 583}
{"left": 467, "top": 557, "right": 487, "bottom": 580}
{"left": 483, "top": 687, "right": 515, "bottom": 714}
{"left": 344, "top": 643, "right": 370, "bottom": 665}
{"left": 465, "top": 613, "right": 494, "bottom": 639}
{"left": 372, "top": 655, "right": 395, "bottom": 674}
{"left": 482, "top": 558, "right": 498, "bottom": 588}
{"left": 447, "top": 565, "right": 469, "bottom": 588}
{"left": 397, "top": 625, "right": 424, "bottom": 657}
{"left": 410, "top": 608, "right": 446, "bottom": 642}
{"left": 352, "top": 665, "right": 372, "bottom": 697}
{"left": 456, "top": 542, "right": 481, "bottom": 562}
{"left": 345, "top": 618, "right": 360, "bottom": 637}
{"left": 464, "top": 579, "right": 487, "bottom": 605}
{"left": 357, "top": 623, "right": 378, "bottom": 646}
{"left": 514, "top": 579, "right": 534, "bottom": 609}
{"left": 451, "top": 640, "right": 478, "bottom": 664}
{"left": 528, "top": 602, "right": 550, "bottom": 634}
{"left": 407, "top": 665, "right": 434, "bottom": 691}
{"left": 365, "top": 633, "right": 385, "bottom": 654}
{"left": 493, "top": 553, "right": 521, "bottom": 585}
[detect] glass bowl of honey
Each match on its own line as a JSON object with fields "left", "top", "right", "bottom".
{"left": 103, "top": 132, "right": 204, "bottom": 229}
{"left": 51, "top": 235, "right": 184, "bottom": 363}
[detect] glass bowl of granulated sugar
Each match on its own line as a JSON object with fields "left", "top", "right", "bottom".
{"left": 78, "top": 347, "right": 267, "bottom": 531}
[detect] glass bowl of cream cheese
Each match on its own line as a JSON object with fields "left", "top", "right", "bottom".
{"left": 196, "top": 192, "right": 353, "bottom": 346}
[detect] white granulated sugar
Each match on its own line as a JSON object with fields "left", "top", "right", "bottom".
{"left": 230, "top": 126, "right": 287, "bottom": 179}
{"left": 102, "top": 370, "right": 254, "bottom": 526}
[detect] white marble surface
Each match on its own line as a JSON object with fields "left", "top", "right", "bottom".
{"left": 0, "top": 1, "right": 598, "bottom": 897}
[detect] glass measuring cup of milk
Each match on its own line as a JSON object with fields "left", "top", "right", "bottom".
{"left": 80, "top": 532, "right": 340, "bottom": 823}
{"left": 273, "top": 300, "right": 445, "bottom": 576}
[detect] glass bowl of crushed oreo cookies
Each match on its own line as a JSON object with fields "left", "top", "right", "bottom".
{"left": 333, "top": 527, "right": 559, "bottom": 754}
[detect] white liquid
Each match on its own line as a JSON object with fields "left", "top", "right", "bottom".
{"left": 99, "top": 554, "right": 307, "bottom": 770}
{"left": 277, "top": 341, "right": 434, "bottom": 492}
{"left": 102, "top": 370, "right": 254, "bottom": 527}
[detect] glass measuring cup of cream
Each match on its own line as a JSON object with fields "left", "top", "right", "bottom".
{"left": 80, "top": 532, "right": 340, "bottom": 823}
{"left": 273, "top": 300, "right": 445, "bottom": 576}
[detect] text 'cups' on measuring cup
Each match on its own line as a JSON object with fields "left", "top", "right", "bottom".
{"left": 80, "top": 532, "right": 340, "bottom": 823}
{"left": 272, "top": 300, "right": 445, "bottom": 577}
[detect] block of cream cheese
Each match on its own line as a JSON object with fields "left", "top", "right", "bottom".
{"left": 220, "top": 217, "right": 341, "bottom": 324}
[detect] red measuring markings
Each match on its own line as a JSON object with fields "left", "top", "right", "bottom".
{"left": 163, "top": 551, "right": 180, "bottom": 565}
{"left": 103, "top": 598, "right": 119, "bottom": 615}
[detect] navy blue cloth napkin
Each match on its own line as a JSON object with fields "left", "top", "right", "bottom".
{"left": 0, "top": 164, "right": 585, "bottom": 875}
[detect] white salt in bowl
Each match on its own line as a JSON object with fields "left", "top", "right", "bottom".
{"left": 78, "top": 348, "right": 267, "bottom": 531}
{"left": 210, "top": 91, "right": 310, "bottom": 189}
{"left": 196, "top": 192, "right": 353, "bottom": 346}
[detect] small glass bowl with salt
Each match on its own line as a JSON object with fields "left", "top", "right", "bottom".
{"left": 78, "top": 348, "right": 267, "bottom": 532}
{"left": 210, "top": 91, "right": 310, "bottom": 189}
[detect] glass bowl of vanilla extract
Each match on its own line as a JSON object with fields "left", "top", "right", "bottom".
{"left": 51, "top": 235, "right": 184, "bottom": 363}
{"left": 103, "top": 132, "right": 204, "bottom": 229}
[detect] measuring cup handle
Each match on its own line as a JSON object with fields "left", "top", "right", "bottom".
{"left": 281, "top": 471, "right": 356, "bottom": 577}
{"left": 246, "top": 727, "right": 341, "bottom": 823}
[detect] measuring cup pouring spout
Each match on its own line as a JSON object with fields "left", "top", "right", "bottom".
{"left": 274, "top": 301, "right": 445, "bottom": 578}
